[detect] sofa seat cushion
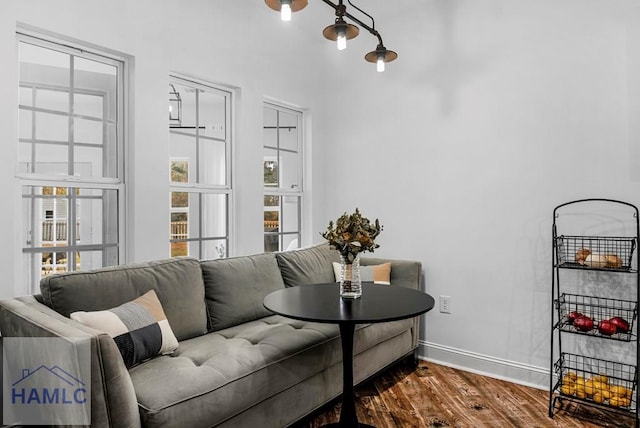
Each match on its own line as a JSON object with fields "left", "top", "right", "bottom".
{"left": 130, "top": 315, "right": 413, "bottom": 428}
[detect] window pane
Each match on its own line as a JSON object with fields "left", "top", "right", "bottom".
{"left": 264, "top": 149, "right": 278, "bottom": 187}
{"left": 20, "top": 86, "right": 33, "bottom": 107}
{"left": 170, "top": 133, "right": 196, "bottom": 184}
{"left": 171, "top": 161, "right": 189, "bottom": 184}
{"left": 264, "top": 208, "right": 279, "bottom": 232}
{"left": 175, "top": 83, "right": 196, "bottom": 131}
{"left": 74, "top": 117, "right": 103, "bottom": 145}
{"left": 264, "top": 195, "right": 279, "bottom": 207}
{"left": 201, "top": 193, "right": 227, "bottom": 238}
{"left": 263, "top": 106, "right": 277, "bottom": 128}
{"left": 171, "top": 191, "right": 188, "bottom": 208}
{"left": 18, "top": 143, "right": 68, "bottom": 175}
{"left": 35, "top": 112, "right": 68, "bottom": 141}
{"left": 282, "top": 234, "right": 299, "bottom": 251}
{"left": 75, "top": 145, "right": 106, "bottom": 178}
{"left": 77, "top": 249, "right": 117, "bottom": 272}
{"left": 76, "top": 188, "right": 119, "bottom": 245}
{"left": 20, "top": 43, "right": 70, "bottom": 88}
{"left": 264, "top": 233, "right": 279, "bottom": 253}
{"left": 36, "top": 88, "right": 69, "bottom": 113}
{"left": 199, "top": 90, "right": 226, "bottom": 140}
{"left": 199, "top": 139, "right": 226, "bottom": 185}
{"left": 278, "top": 110, "right": 298, "bottom": 151}
{"left": 281, "top": 196, "right": 299, "bottom": 233}
{"left": 74, "top": 93, "right": 103, "bottom": 118}
{"left": 19, "top": 109, "right": 32, "bottom": 139}
{"left": 170, "top": 241, "right": 188, "bottom": 258}
{"left": 280, "top": 150, "right": 299, "bottom": 190}
{"left": 74, "top": 57, "right": 117, "bottom": 122}
{"left": 202, "top": 239, "right": 227, "bottom": 260}
{"left": 263, "top": 107, "right": 277, "bottom": 148}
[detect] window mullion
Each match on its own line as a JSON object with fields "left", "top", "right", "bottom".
{"left": 68, "top": 187, "right": 77, "bottom": 271}
{"left": 195, "top": 89, "right": 201, "bottom": 186}
{"left": 68, "top": 55, "right": 75, "bottom": 177}
{"left": 29, "top": 87, "right": 37, "bottom": 174}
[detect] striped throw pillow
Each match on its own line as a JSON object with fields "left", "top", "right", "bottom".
{"left": 71, "top": 290, "right": 178, "bottom": 368}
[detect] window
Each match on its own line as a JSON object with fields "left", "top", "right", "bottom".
{"left": 263, "top": 102, "right": 303, "bottom": 252}
{"left": 18, "top": 33, "right": 125, "bottom": 292}
{"left": 169, "top": 76, "right": 231, "bottom": 259}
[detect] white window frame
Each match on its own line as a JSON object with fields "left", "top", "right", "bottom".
{"left": 16, "top": 30, "right": 127, "bottom": 293}
{"left": 263, "top": 101, "right": 304, "bottom": 252}
{"left": 169, "top": 74, "right": 233, "bottom": 259}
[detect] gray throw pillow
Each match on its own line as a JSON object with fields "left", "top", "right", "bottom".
{"left": 275, "top": 243, "right": 340, "bottom": 287}
{"left": 40, "top": 257, "right": 208, "bottom": 341}
{"left": 201, "top": 253, "right": 285, "bottom": 331}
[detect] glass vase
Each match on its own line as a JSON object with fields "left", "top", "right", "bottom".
{"left": 339, "top": 253, "right": 362, "bottom": 299}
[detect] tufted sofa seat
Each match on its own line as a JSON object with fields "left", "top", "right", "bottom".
{"left": 0, "top": 244, "right": 423, "bottom": 427}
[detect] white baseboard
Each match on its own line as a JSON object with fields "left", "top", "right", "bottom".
{"left": 419, "top": 340, "right": 551, "bottom": 391}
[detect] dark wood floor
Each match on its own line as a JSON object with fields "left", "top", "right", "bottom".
{"left": 296, "top": 359, "right": 637, "bottom": 428}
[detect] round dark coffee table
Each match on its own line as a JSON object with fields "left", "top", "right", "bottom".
{"left": 263, "top": 283, "right": 435, "bottom": 428}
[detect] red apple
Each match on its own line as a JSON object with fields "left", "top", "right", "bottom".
{"left": 567, "top": 311, "right": 583, "bottom": 324}
{"left": 609, "top": 317, "right": 630, "bottom": 333}
{"left": 598, "top": 320, "right": 617, "bottom": 336}
{"left": 573, "top": 315, "right": 594, "bottom": 332}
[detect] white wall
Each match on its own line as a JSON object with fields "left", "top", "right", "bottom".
{"left": 2, "top": 0, "right": 640, "bottom": 389}
{"left": 315, "top": 0, "right": 640, "bottom": 387}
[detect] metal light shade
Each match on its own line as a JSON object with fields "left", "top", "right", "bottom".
{"left": 265, "top": 0, "right": 308, "bottom": 13}
{"left": 322, "top": 19, "right": 359, "bottom": 41}
{"left": 365, "top": 46, "right": 398, "bottom": 64}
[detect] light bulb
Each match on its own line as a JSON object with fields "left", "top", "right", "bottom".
{"left": 337, "top": 28, "right": 347, "bottom": 50}
{"left": 377, "top": 58, "right": 385, "bottom": 72}
{"left": 280, "top": 3, "right": 292, "bottom": 21}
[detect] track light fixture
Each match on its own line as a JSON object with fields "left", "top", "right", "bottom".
{"left": 265, "top": 0, "right": 397, "bottom": 72}
{"left": 265, "top": 0, "right": 308, "bottom": 22}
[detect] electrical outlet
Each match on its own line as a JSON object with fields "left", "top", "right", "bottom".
{"left": 439, "top": 295, "right": 451, "bottom": 314}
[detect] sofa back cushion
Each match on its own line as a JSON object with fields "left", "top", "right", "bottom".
{"left": 275, "top": 243, "right": 340, "bottom": 287}
{"left": 40, "top": 257, "right": 207, "bottom": 341}
{"left": 201, "top": 253, "right": 285, "bottom": 331}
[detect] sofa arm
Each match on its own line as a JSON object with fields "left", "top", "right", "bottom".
{"left": 0, "top": 296, "right": 141, "bottom": 428}
{"left": 360, "top": 258, "right": 423, "bottom": 352}
{"left": 361, "top": 257, "right": 422, "bottom": 290}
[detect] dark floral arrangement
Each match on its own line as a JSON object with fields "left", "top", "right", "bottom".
{"left": 321, "top": 208, "right": 383, "bottom": 263}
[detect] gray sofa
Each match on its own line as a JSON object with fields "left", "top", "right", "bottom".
{"left": 0, "top": 244, "right": 423, "bottom": 428}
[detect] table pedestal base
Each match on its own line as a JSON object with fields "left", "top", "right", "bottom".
{"left": 319, "top": 322, "right": 378, "bottom": 428}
